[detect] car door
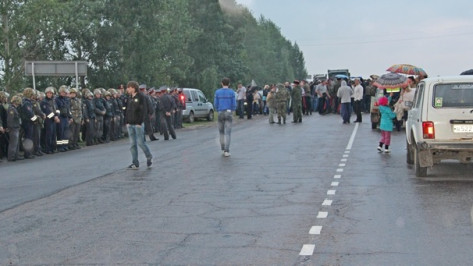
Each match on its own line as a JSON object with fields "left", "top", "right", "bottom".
{"left": 195, "top": 90, "right": 207, "bottom": 117}
{"left": 428, "top": 82, "right": 473, "bottom": 142}
{"left": 407, "top": 82, "right": 424, "bottom": 142}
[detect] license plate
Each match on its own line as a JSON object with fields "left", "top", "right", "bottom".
{"left": 453, "top": 124, "right": 473, "bottom": 133}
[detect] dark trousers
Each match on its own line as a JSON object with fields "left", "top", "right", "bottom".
{"left": 237, "top": 99, "right": 245, "bottom": 118}
{"left": 353, "top": 100, "right": 362, "bottom": 122}
{"left": 95, "top": 115, "right": 104, "bottom": 142}
{"left": 112, "top": 115, "right": 120, "bottom": 140}
{"left": 43, "top": 118, "right": 56, "bottom": 152}
{"left": 85, "top": 118, "right": 96, "bottom": 146}
{"left": 318, "top": 96, "right": 327, "bottom": 114}
{"left": 0, "top": 133, "right": 8, "bottom": 159}
{"left": 33, "top": 123, "right": 42, "bottom": 153}
{"left": 332, "top": 96, "right": 339, "bottom": 113}
{"left": 161, "top": 114, "right": 176, "bottom": 140}
{"left": 103, "top": 116, "right": 111, "bottom": 142}
{"left": 57, "top": 117, "right": 69, "bottom": 150}
{"left": 69, "top": 121, "right": 81, "bottom": 147}
{"left": 292, "top": 104, "right": 302, "bottom": 122}
{"left": 8, "top": 128, "right": 19, "bottom": 160}
{"left": 22, "top": 122, "right": 34, "bottom": 157}
{"left": 246, "top": 101, "right": 253, "bottom": 119}
{"left": 303, "top": 96, "right": 312, "bottom": 115}
{"left": 341, "top": 102, "right": 352, "bottom": 123}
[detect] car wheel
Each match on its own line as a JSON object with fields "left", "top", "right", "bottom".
{"left": 188, "top": 111, "right": 195, "bottom": 123}
{"left": 207, "top": 110, "right": 214, "bottom": 121}
{"left": 406, "top": 139, "right": 414, "bottom": 165}
{"left": 414, "top": 145, "right": 427, "bottom": 177}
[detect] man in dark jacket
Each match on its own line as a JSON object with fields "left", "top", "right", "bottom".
{"left": 139, "top": 84, "right": 158, "bottom": 141}
{"left": 125, "top": 81, "right": 153, "bottom": 169}
{"left": 8, "top": 95, "right": 23, "bottom": 161}
{"left": 93, "top": 89, "right": 106, "bottom": 143}
{"left": 157, "top": 88, "right": 176, "bottom": 140}
{"left": 83, "top": 91, "right": 96, "bottom": 146}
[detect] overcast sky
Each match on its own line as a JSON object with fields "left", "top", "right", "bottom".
{"left": 234, "top": 0, "right": 473, "bottom": 78}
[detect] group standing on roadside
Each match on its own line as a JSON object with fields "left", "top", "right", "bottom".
{"left": 0, "top": 81, "right": 185, "bottom": 164}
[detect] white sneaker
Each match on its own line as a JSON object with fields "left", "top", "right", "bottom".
{"left": 377, "top": 146, "right": 383, "bottom": 152}
{"left": 384, "top": 149, "right": 391, "bottom": 153}
{"left": 223, "top": 151, "right": 231, "bottom": 157}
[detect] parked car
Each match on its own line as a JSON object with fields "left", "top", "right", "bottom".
{"left": 406, "top": 76, "right": 473, "bottom": 177}
{"left": 182, "top": 88, "right": 214, "bottom": 123}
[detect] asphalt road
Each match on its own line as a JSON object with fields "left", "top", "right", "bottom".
{"left": 0, "top": 113, "right": 472, "bottom": 265}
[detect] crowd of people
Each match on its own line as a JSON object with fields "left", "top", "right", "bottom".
{"left": 235, "top": 75, "right": 422, "bottom": 133}
{"left": 0, "top": 84, "right": 186, "bottom": 162}
{"left": 235, "top": 78, "right": 375, "bottom": 125}
{"left": 0, "top": 74, "right": 423, "bottom": 162}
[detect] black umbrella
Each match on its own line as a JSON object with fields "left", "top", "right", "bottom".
{"left": 460, "top": 69, "right": 473, "bottom": 75}
{"left": 373, "top": 72, "right": 409, "bottom": 89}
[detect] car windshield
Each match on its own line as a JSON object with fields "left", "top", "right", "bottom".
{"left": 432, "top": 83, "right": 473, "bottom": 108}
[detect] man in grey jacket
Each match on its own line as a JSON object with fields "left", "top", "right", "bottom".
{"left": 337, "top": 80, "right": 353, "bottom": 124}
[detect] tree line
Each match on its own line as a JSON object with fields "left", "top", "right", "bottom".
{"left": 0, "top": 0, "right": 307, "bottom": 98}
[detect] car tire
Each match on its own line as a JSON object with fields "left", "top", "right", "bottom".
{"left": 414, "top": 145, "right": 427, "bottom": 177}
{"left": 406, "top": 139, "right": 414, "bottom": 165}
{"left": 188, "top": 111, "right": 195, "bottom": 123}
{"left": 207, "top": 110, "right": 214, "bottom": 121}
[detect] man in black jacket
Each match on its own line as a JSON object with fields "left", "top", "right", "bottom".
{"left": 157, "top": 88, "right": 176, "bottom": 140}
{"left": 125, "top": 81, "right": 153, "bottom": 169}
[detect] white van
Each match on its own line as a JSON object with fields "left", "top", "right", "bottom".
{"left": 182, "top": 88, "right": 214, "bottom": 123}
{"left": 406, "top": 76, "right": 473, "bottom": 177}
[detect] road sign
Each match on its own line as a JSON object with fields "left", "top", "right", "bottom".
{"left": 25, "top": 61, "right": 87, "bottom": 76}
{"left": 24, "top": 61, "right": 88, "bottom": 91}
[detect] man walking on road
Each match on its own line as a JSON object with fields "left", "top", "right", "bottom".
{"left": 214, "top": 77, "right": 236, "bottom": 157}
{"left": 125, "top": 81, "right": 153, "bottom": 169}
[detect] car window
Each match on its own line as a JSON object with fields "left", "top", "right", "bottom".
{"left": 184, "top": 91, "right": 191, "bottom": 102}
{"left": 198, "top": 91, "right": 206, "bottom": 102}
{"left": 432, "top": 83, "right": 473, "bottom": 108}
{"left": 414, "top": 83, "right": 424, "bottom": 108}
{"left": 191, "top": 91, "right": 198, "bottom": 102}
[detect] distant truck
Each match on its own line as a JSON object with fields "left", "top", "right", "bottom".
{"left": 327, "top": 69, "right": 350, "bottom": 80}
{"left": 313, "top": 74, "right": 327, "bottom": 82}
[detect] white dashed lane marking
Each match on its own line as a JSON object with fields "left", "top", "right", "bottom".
{"left": 300, "top": 123, "right": 359, "bottom": 257}
{"left": 322, "top": 199, "right": 333, "bottom": 206}
{"left": 299, "top": 244, "right": 315, "bottom": 256}
{"left": 309, "top": 226, "right": 323, "bottom": 235}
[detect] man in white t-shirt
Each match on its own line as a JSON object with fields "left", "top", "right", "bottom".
{"left": 352, "top": 78, "right": 364, "bottom": 122}
{"left": 236, "top": 83, "right": 246, "bottom": 119}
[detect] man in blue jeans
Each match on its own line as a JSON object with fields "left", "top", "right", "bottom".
{"left": 125, "top": 81, "right": 153, "bottom": 169}
{"left": 214, "top": 77, "right": 236, "bottom": 157}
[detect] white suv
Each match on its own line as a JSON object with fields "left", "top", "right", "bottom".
{"left": 406, "top": 76, "right": 473, "bottom": 177}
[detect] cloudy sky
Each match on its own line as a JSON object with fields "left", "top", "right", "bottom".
{"left": 234, "top": 0, "right": 473, "bottom": 78}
